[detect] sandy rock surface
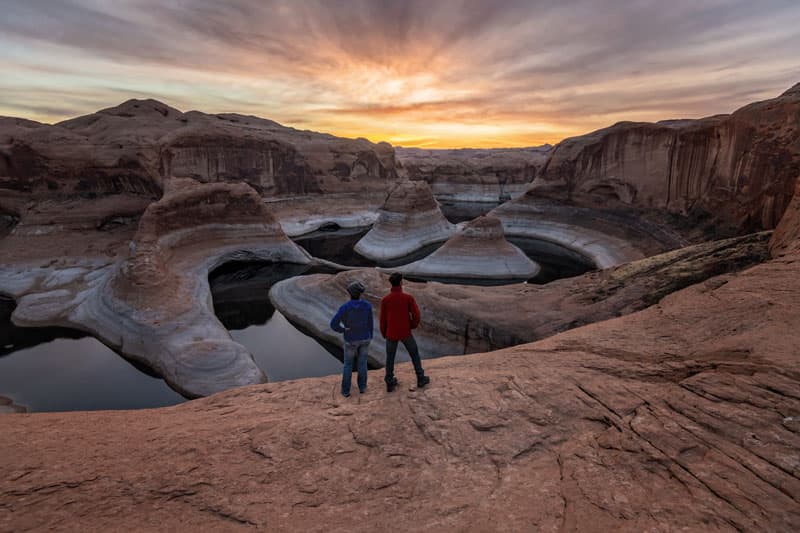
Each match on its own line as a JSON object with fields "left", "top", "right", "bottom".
{"left": 2, "top": 242, "right": 798, "bottom": 531}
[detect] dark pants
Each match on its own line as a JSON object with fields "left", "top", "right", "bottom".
{"left": 385, "top": 335, "right": 425, "bottom": 383}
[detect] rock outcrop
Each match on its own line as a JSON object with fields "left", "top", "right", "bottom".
{"left": 2, "top": 227, "right": 797, "bottom": 531}
{"left": 769, "top": 177, "right": 800, "bottom": 258}
{"left": 532, "top": 84, "right": 800, "bottom": 233}
{"left": 391, "top": 215, "right": 540, "bottom": 281}
{"left": 396, "top": 145, "right": 551, "bottom": 202}
{"left": 491, "top": 197, "right": 690, "bottom": 268}
{"left": 0, "top": 179, "right": 311, "bottom": 397}
{"left": 354, "top": 180, "right": 455, "bottom": 262}
{"left": 272, "top": 232, "right": 770, "bottom": 364}
{"left": 0, "top": 99, "right": 397, "bottom": 231}
{"left": 0, "top": 395, "right": 26, "bottom": 414}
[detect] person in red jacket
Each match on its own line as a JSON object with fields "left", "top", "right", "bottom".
{"left": 379, "top": 272, "right": 429, "bottom": 392}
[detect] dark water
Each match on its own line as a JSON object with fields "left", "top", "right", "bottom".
{"left": 439, "top": 201, "right": 500, "bottom": 223}
{"left": 0, "top": 335, "right": 186, "bottom": 413}
{"left": 510, "top": 237, "right": 595, "bottom": 284}
{"left": 293, "top": 227, "right": 445, "bottom": 268}
{"left": 293, "top": 227, "right": 374, "bottom": 267}
{"left": 0, "top": 263, "right": 346, "bottom": 412}
{"left": 209, "top": 262, "right": 342, "bottom": 380}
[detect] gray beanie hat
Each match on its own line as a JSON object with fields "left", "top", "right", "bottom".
{"left": 347, "top": 280, "right": 366, "bottom": 297}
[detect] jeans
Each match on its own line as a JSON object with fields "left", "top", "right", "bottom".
{"left": 342, "top": 338, "right": 370, "bottom": 395}
{"left": 385, "top": 335, "right": 425, "bottom": 384}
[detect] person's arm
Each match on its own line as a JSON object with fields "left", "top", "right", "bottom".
{"left": 379, "top": 298, "right": 387, "bottom": 338}
{"left": 409, "top": 295, "right": 421, "bottom": 329}
{"left": 330, "top": 304, "right": 346, "bottom": 333}
{"left": 367, "top": 302, "right": 374, "bottom": 339}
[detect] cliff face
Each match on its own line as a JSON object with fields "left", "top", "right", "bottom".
{"left": 532, "top": 84, "right": 800, "bottom": 233}
{"left": 0, "top": 99, "right": 397, "bottom": 204}
{"left": 769, "top": 177, "right": 800, "bottom": 258}
{"left": 396, "top": 146, "right": 551, "bottom": 201}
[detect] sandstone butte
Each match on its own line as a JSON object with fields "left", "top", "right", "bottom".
{"left": 0, "top": 84, "right": 799, "bottom": 531}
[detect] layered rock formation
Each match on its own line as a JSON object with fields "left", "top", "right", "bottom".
{"left": 532, "top": 84, "right": 800, "bottom": 233}
{"left": 396, "top": 145, "right": 551, "bottom": 202}
{"left": 491, "top": 198, "right": 690, "bottom": 268}
{"left": 2, "top": 225, "right": 797, "bottom": 531}
{"left": 0, "top": 179, "right": 311, "bottom": 397}
{"left": 0, "top": 99, "right": 397, "bottom": 232}
{"left": 272, "top": 231, "right": 769, "bottom": 364}
{"left": 391, "top": 215, "right": 540, "bottom": 281}
{"left": 354, "top": 180, "right": 455, "bottom": 262}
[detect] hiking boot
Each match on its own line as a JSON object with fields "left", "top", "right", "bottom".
{"left": 417, "top": 376, "right": 430, "bottom": 388}
{"left": 386, "top": 377, "right": 398, "bottom": 392}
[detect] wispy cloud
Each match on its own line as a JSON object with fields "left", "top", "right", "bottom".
{"left": 0, "top": 0, "right": 798, "bottom": 147}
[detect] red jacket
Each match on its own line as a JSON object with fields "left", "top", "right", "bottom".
{"left": 379, "top": 286, "right": 421, "bottom": 341}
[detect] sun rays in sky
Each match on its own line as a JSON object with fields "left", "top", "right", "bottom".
{"left": 1, "top": 0, "right": 799, "bottom": 148}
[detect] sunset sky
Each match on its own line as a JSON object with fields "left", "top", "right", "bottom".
{"left": 1, "top": 0, "right": 798, "bottom": 148}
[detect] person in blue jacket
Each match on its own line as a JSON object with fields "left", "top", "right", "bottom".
{"left": 330, "top": 280, "right": 373, "bottom": 397}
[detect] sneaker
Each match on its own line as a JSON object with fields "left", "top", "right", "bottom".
{"left": 342, "top": 391, "right": 351, "bottom": 398}
{"left": 417, "top": 376, "right": 430, "bottom": 388}
{"left": 359, "top": 387, "right": 367, "bottom": 394}
{"left": 386, "top": 377, "right": 398, "bottom": 393}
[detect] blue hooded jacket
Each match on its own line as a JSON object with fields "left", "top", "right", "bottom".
{"left": 330, "top": 299, "right": 374, "bottom": 343}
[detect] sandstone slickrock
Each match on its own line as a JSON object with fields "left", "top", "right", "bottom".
{"left": 531, "top": 84, "right": 800, "bottom": 233}
{"left": 271, "top": 231, "right": 770, "bottom": 364}
{"left": 354, "top": 180, "right": 455, "bottom": 262}
{"left": 390, "top": 215, "right": 540, "bottom": 281}
{"left": 0, "top": 179, "right": 311, "bottom": 397}
{"left": 396, "top": 145, "right": 551, "bottom": 202}
{"left": 1, "top": 230, "right": 797, "bottom": 531}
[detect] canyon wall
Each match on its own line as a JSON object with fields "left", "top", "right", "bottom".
{"left": 0, "top": 99, "right": 397, "bottom": 227}
{"left": 396, "top": 146, "right": 551, "bottom": 202}
{"left": 531, "top": 84, "right": 800, "bottom": 233}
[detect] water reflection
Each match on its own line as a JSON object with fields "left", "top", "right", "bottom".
{"left": 209, "top": 261, "right": 343, "bottom": 381}
{"left": 0, "top": 336, "right": 185, "bottom": 412}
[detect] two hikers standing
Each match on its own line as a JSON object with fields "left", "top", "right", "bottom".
{"left": 330, "top": 272, "right": 429, "bottom": 397}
